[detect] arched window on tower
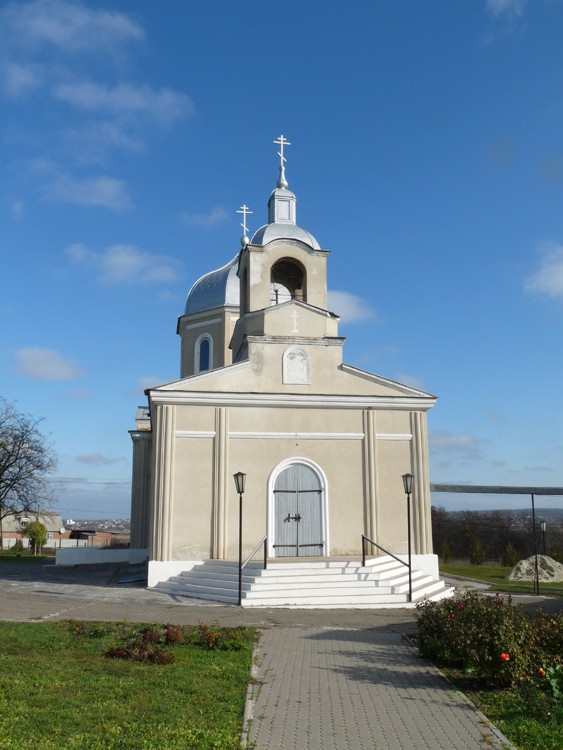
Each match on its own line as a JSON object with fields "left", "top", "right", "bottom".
{"left": 270, "top": 258, "right": 306, "bottom": 306}
{"left": 195, "top": 334, "right": 213, "bottom": 373}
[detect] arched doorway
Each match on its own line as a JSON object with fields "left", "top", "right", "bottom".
{"left": 268, "top": 459, "right": 327, "bottom": 557}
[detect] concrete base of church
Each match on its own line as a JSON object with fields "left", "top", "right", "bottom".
{"left": 394, "top": 553, "right": 439, "bottom": 579}
{"left": 148, "top": 560, "right": 200, "bottom": 588}
{"left": 147, "top": 553, "right": 440, "bottom": 590}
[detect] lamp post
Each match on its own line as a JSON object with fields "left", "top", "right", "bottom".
{"left": 233, "top": 472, "right": 246, "bottom": 606}
{"left": 402, "top": 473, "right": 414, "bottom": 603}
{"left": 531, "top": 493, "right": 540, "bottom": 596}
{"left": 540, "top": 521, "right": 547, "bottom": 556}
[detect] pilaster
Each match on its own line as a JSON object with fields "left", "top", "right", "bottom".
{"left": 362, "top": 409, "right": 378, "bottom": 542}
{"left": 150, "top": 405, "right": 175, "bottom": 561}
{"left": 212, "top": 407, "right": 229, "bottom": 558}
{"left": 129, "top": 430, "right": 152, "bottom": 549}
{"left": 410, "top": 411, "right": 433, "bottom": 554}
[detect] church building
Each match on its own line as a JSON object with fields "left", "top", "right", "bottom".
{"left": 129, "top": 137, "right": 439, "bottom": 598}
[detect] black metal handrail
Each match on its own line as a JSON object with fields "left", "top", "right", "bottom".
{"left": 239, "top": 536, "right": 267, "bottom": 606}
{"left": 242, "top": 535, "right": 268, "bottom": 572}
{"left": 361, "top": 534, "right": 412, "bottom": 602}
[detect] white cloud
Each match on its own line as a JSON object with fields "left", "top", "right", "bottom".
{"left": 75, "top": 453, "right": 121, "bottom": 466}
{"left": 54, "top": 81, "right": 193, "bottom": 126}
{"left": 1, "top": 62, "right": 41, "bottom": 95}
{"left": 486, "top": 0, "right": 526, "bottom": 18}
{"left": 0, "top": 1, "right": 191, "bottom": 177}
{"left": 0, "top": 0, "right": 144, "bottom": 54}
{"left": 67, "top": 242, "right": 182, "bottom": 285}
{"left": 429, "top": 429, "right": 486, "bottom": 460}
{"left": 43, "top": 174, "right": 133, "bottom": 210}
{"left": 395, "top": 373, "right": 426, "bottom": 391}
{"left": 15, "top": 346, "right": 81, "bottom": 380}
{"left": 10, "top": 200, "right": 24, "bottom": 217}
{"left": 327, "top": 290, "right": 376, "bottom": 323}
{"left": 524, "top": 242, "right": 563, "bottom": 299}
{"left": 58, "top": 389, "right": 93, "bottom": 401}
{"left": 179, "top": 206, "right": 230, "bottom": 228}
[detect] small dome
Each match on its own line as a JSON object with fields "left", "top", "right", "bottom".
{"left": 251, "top": 223, "right": 321, "bottom": 250}
{"left": 185, "top": 255, "right": 240, "bottom": 314}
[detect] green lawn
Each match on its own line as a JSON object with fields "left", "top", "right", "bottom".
{"left": 445, "top": 673, "right": 563, "bottom": 750}
{"left": 0, "top": 621, "right": 254, "bottom": 750}
{"left": 0, "top": 551, "right": 50, "bottom": 562}
{"left": 440, "top": 563, "right": 563, "bottom": 596}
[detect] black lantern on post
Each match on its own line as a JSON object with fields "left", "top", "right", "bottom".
{"left": 402, "top": 473, "right": 414, "bottom": 603}
{"left": 233, "top": 472, "right": 246, "bottom": 606}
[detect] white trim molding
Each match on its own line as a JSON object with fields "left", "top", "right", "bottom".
{"left": 186, "top": 318, "right": 221, "bottom": 331}
{"left": 230, "top": 431, "right": 364, "bottom": 440}
{"left": 194, "top": 333, "right": 213, "bottom": 374}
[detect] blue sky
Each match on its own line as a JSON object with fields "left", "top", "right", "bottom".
{"left": 1, "top": 0, "right": 562, "bottom": 519}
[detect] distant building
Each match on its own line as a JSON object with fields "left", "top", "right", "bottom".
{"left": 1, "top": 510, "right": 65, "bottom": 549}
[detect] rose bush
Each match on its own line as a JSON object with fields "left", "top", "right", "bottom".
{"left": 416, "top": 591, "right": 562, "bottom": 687}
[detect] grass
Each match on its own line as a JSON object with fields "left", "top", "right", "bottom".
{"left": 0, "top": 621, "right": 255, "bottom": 750}
{"left": 445, "top": 672, "right": 563, "bottom": 750}
{"left": 0, "top": 551, "right": 49, "bottom": 563}
{"left": 440, "top": 563, "right": 563, "bottom": 596}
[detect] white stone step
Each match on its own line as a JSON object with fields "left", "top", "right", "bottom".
{"left": 153, "top": 557, "right": 455, "bottom": 608}
{"left": 242, "top": 595, "right": 409, "bottom": 607}
{"left": 156, "top": 581, "right": 238, "bottom": 604}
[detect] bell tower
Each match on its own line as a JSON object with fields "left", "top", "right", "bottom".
{"left": 231, "top": 136, "right": 337, "bottom": 363}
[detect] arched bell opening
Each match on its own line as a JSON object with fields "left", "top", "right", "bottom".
{"left": 270, "top": 258, "right": 306, "bottom": 305}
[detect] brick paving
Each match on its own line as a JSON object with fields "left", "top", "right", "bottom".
{"left": 245, "top": 627, "right": 515, "bottom": 750}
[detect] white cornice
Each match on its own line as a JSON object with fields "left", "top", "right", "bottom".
{"left": 174, "top": 430, "right": 413, "bottom": 441}
{"left": 185, "top": 318, "right": 222, "bottom": 330}
{"left": 340, "top": 363, "right": 437, "bottom": 398}
{"left": 150, "top": 390, "right": 436, "bottom": 411}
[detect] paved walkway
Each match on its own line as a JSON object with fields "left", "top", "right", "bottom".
{"left": 2, "top": 561, "right": 558, "bottom": 749}
{"left": 245, "top": 627, "right": 515, "bottom": 750}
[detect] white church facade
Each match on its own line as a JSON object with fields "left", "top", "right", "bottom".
{"left": 129, "top": 138, "right": 440, "bottom": 599}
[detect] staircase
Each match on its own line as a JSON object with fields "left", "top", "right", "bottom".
{"left": 154, "top": 556, "right": 455, "bottom": 608}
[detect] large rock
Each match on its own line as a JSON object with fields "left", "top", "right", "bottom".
{"left": 508, "top": 554, "right": 563, "bottom": 582}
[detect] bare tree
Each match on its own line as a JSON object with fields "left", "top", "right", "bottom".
{"left": 0, "top": 398, "right": 57, "bottom": 549}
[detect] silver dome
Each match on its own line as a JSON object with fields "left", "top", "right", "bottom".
{"left": 185, "top": 255, "right": 240, "bottom": 314}
{"left": 251, "top": 222, "right": 321, "bottom": 250}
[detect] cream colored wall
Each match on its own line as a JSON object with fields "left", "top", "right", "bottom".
{"left": 178, "top": 308, "right": 238, "bottom": 378}
{"left": 172, "top": 341, "right": 430, "bottom": 400}
{"left": 158, "top": 400, "right": 429, "bottom": 562}
{"left": 170, "top": 436, "right": 215, "bottom": 559}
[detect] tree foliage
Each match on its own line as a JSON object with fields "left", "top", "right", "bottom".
{"left": 0, "top": 398, "right": 57, "bottom": 549}
{"left": 432, "top": 506, "right": 563, "bottom": 564}
{"left": 23, "top": 521, "right": 48, "bottom": 555}
{"left": 469, "top": 537, "right": 486, "bottom": 565}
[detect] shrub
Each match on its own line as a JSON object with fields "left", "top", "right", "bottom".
{"left": 440, "top": 542, "right": 452, "bottom": 563}
{"left": 469, "top": 537, "right": 486, "bottom": 566}
{"left": 533, "top": 612, "right": 563, "bottom": 670}
{"left": 106, "top": 640, "right": 174, "bottom": 665}
{"left": 502, "top": 542, "right": 521, "bottom": 567}
{"left": 544, "top": 665, "right": 563, "bottom": 700}
{"left": 10, "top": 539, "right": 24, "bottom": 554}
{"left": 416, "top": 591, "right": 535, "bottom": 685}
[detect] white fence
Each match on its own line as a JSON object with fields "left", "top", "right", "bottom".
{"left": 56, "top": 547, "right": 148, "bottom": 566}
